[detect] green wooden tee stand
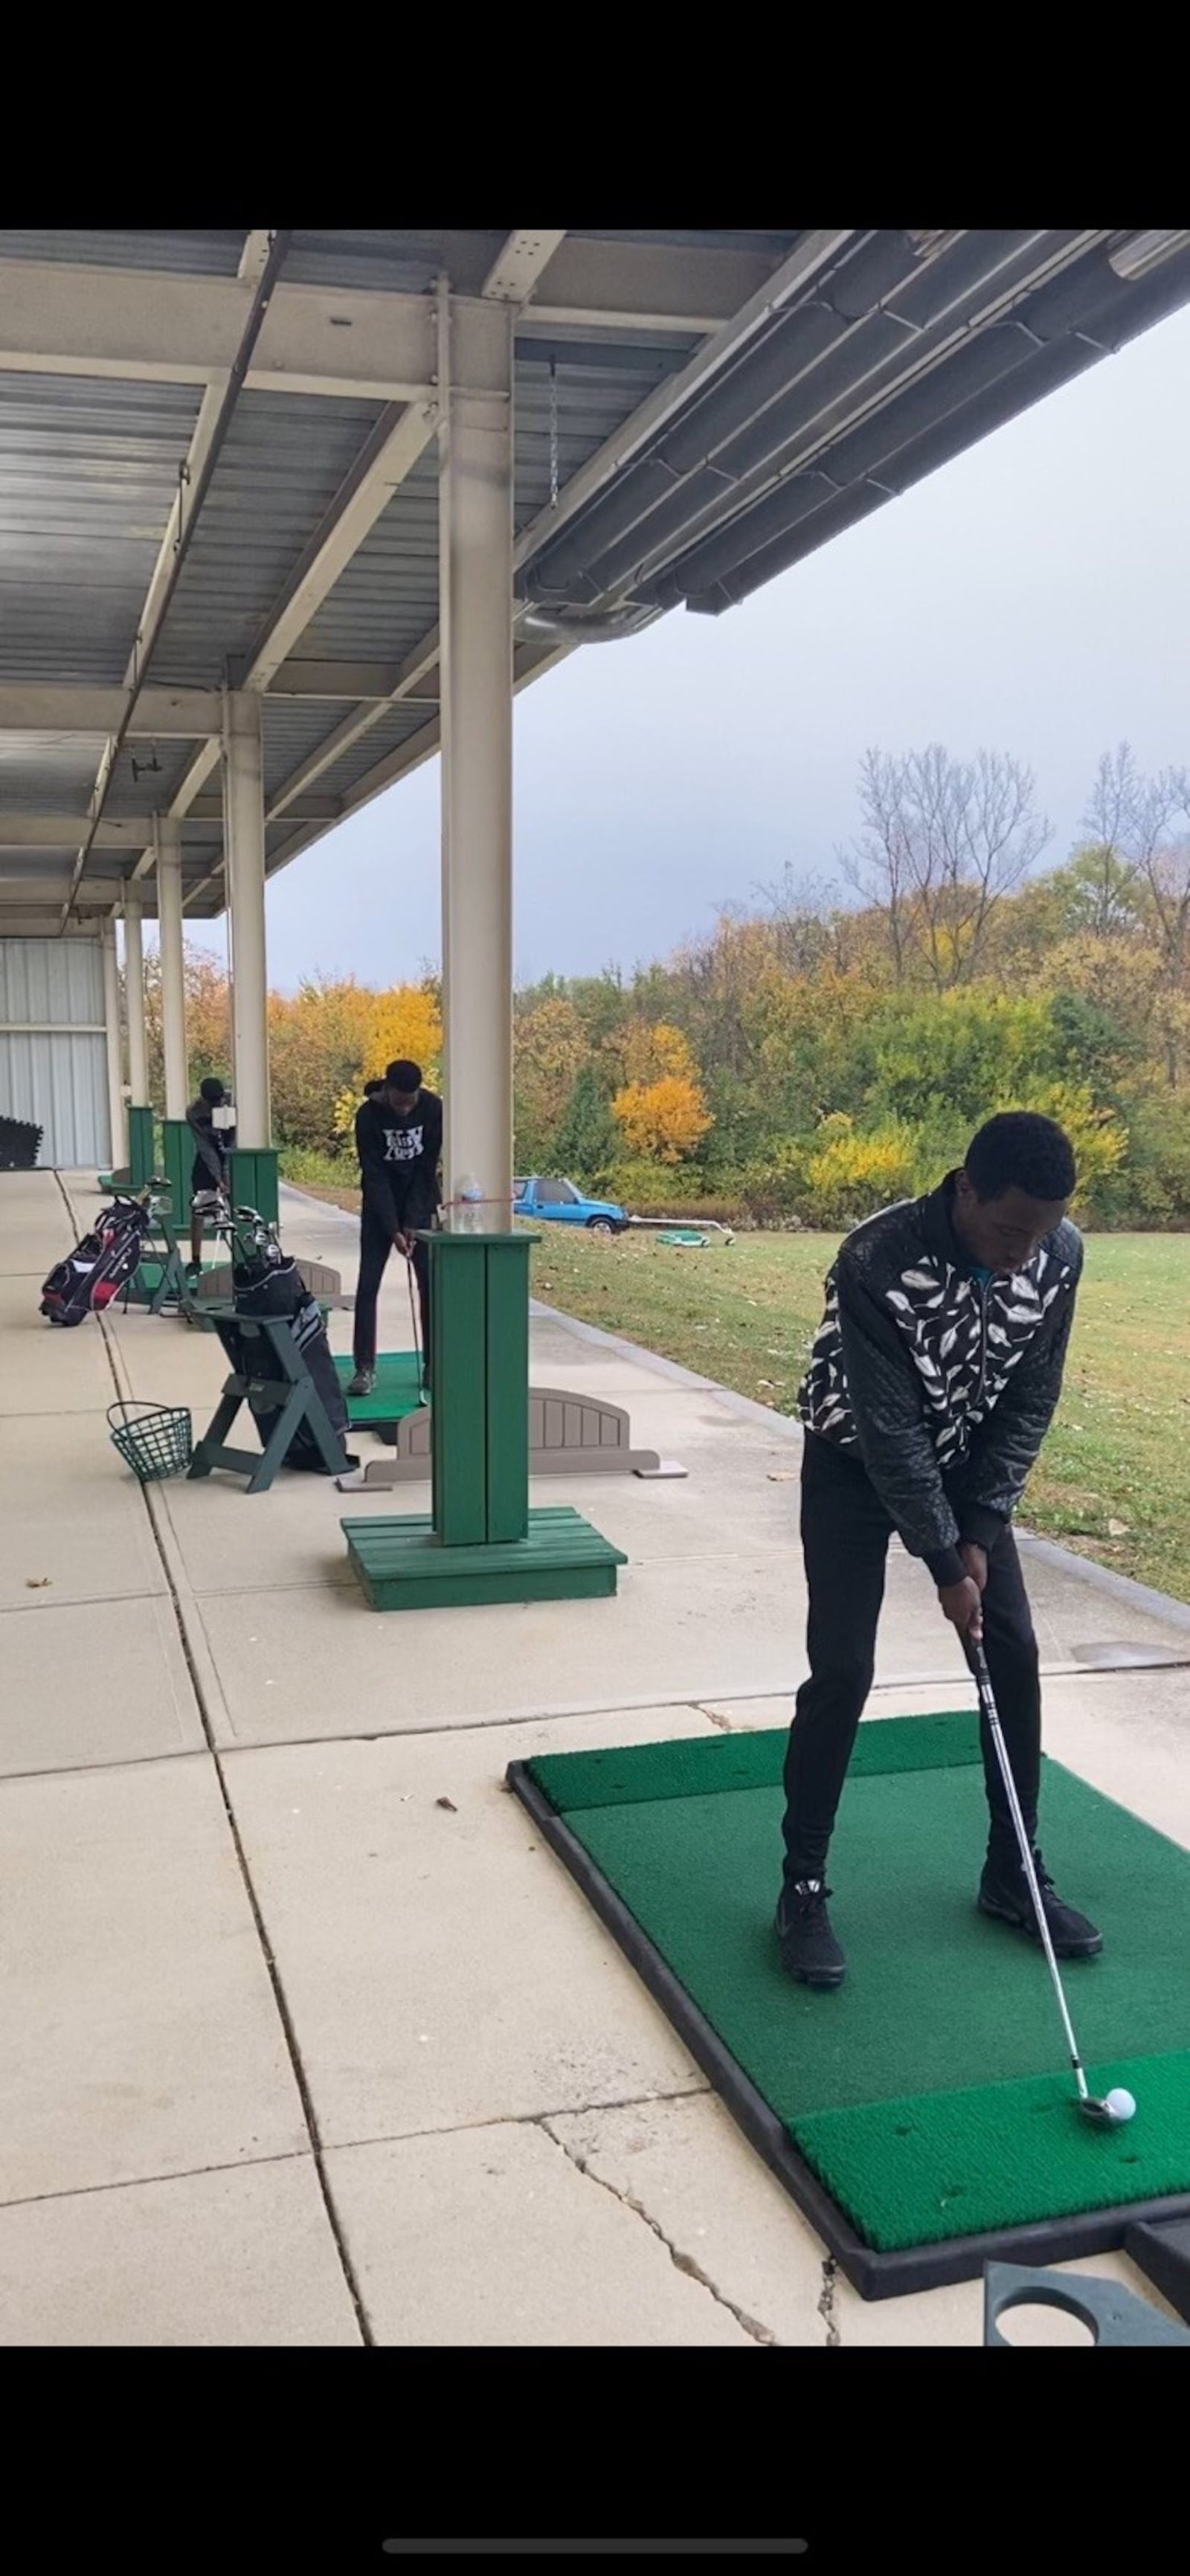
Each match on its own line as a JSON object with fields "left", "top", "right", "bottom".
{"left": 189, "top": 1307, "right": 349, "bottom": 1495}
{"left": 341, "top": 1231, "right": 626, "bottom": 1612}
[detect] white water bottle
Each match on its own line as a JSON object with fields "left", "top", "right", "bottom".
{"left": 457, "top": 1176, "right": 484, "bottom": 1235}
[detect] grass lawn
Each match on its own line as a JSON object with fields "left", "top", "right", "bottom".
{"left": 288, "top": 1176, "right": 1190, "bottom": 1606}
{"left": 525, "top": 1224, "right": 1190, "bottom": 1607}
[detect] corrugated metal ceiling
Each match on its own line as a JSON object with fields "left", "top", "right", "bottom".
{"left": 1, "top": 228, "right": 1189, "bottom": 925}
{"left": 0, "top": 375, "right": 203, "bottom": 686}
{"left": 149, "top": 393, "right": 388, "bottom": 689}
{"left": 0, "top": 733, "right": 105, "bottom": 810}
{"left": 0, "top": 230, "right": 244, "bottom": 275}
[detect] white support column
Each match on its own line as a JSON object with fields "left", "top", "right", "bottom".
{"left": 155, "top": 816, "right": 188, "bottom": 1118}
{"left": 123, "top": 896, "right": 149, "bottom": 1104}
{"left": 222, "top": 690, "right": 270, "bottom": 1147}
{"left": 438, "top": 294, "right": 515, "bottom": 1227}
{"left": 101, "top": 919, "right": 127, "bottom": 1169}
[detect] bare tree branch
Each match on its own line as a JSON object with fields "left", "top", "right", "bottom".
{"left": 840, "top": 744, "right": 1049, "bottom": 986}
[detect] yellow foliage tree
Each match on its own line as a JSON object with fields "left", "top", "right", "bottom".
{"left": 612, "top": 1071, "right": 713, "bottom": 1164}
{"left": 331, "top": 982, "right": 443, "bottom": 1141}
{"left": 803, "top": 1124, "right": 918, "bottom": 1226}
{"left": 268, "top": 978, "right": 375, "bottom": 1150}
{"left": 144, "top": 943, "right": 232, "bottom": 1103}
{"left": 614, "top": 1018, "right": 699, "bottom": 1088}
{"left": 514, "top": 996, "right": 588, "bottom": 1165}
{"left": 1009, "top": 1080, "right": 1128, "bottom": 1216}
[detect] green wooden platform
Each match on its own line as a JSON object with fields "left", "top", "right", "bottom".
{"left": 342, "top": 1504, "right": 627, "bottom": 1611}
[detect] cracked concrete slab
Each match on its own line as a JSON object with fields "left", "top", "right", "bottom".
{"left": 0, "top": 1756, "right": 309, "bottom": 2203}
{"left": 156, "top": 1465, "right": 358, "bottom": 1597}
{"left": 545, "top": 2089, "right": 1185, "bottom": 2347}
{"left": 0, "top": 1412, "right": 167, "bottom": 1612}
{"left": 0, "top": 1206, "right": 68, "bottom": 1278}
{"left": 195, "top": 1550, "right": 805, "bottom": 1742}
{"left": 0, "top": 1275, "right": 114, "bottom": 1413}
{"left": 0, "top": 2155, "right": 361, "bottom": 2346}
{"left": 222, "top": 1707, "right": 715, "bottom": 2148}
{"left": 325, "top": 2120, "right": 753, "bottom": 2345}
{"left": 0, "top": 1592, "right": 205, "bottom": 1778}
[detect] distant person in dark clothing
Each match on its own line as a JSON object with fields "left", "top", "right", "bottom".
{"left": 186, "top": 1077, "right": 235, "bottom": 1274}
{"left": 361, "top": 1078, "right": 385, "bottom": 1101}
{"left": 350, "top": 1059, "right": 442, "bottom": 1397}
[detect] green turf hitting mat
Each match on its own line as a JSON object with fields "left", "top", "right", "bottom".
{"left": 509, "top": 1711, "right": 1190, "bottom": 2297}
{"left": 333, "top": 1349, "right": 422, "bottom": 1424}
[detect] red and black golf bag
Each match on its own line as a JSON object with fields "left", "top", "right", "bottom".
{"left": 39, "top": 1193, "right": 150, "bottom": 1327}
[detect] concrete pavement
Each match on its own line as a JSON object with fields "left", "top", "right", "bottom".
{"left": 1, "top": 1165, "right": 1188, "bottom": 2345}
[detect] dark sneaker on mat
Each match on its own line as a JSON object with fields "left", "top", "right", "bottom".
{"left": 775, "top": 1880, "right": 846, "bottom": 1988}
{"left": 978, "top": 1852, "right": 1102, "bottom": 1958}
{"left": 347, "top": 1367, "right": 376, "bottom": 1397}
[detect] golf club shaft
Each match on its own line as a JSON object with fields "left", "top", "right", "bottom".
{"left": 405, "top": 1249, "right": 423, "bottom": 1391}
{"left": 969, "top": 1638, "right": 1089, "bottom": 2099}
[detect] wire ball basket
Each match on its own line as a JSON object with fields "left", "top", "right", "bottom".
{"left": 107, "top": 1400, "right": 193, "bottom": 1484}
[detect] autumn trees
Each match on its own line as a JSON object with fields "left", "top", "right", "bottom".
{"left": 137, "top": 739, "right": 1190, "bottom": 1229}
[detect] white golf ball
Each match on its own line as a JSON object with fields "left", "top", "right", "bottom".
{"left": 1105, "top": 2087, "right": 1136, "bottom": 2122}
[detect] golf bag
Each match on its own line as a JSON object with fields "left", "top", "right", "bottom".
{"left": 40, "top": 1193, "right": 150, "bottom": 1327}
{"left": 231, "top": 1240, "right": 352, "bottom": 1475}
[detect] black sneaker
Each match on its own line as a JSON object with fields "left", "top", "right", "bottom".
{"left": 775, "top": 1880, "right": 846, "bottom": 1989}
{"left": 978, "top": 1851, "right": 1102, "bottom": 1959}
{"left": 347, "top": 1367, "right": 376, "bottom": 1397}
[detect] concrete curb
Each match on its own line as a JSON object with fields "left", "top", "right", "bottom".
{"left": 1014, "top": 1530, "right": 1190, "bottom": 1634}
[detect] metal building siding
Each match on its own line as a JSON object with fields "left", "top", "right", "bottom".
{"left": 0, "top": 938, "right": 108, "bottom": 1165}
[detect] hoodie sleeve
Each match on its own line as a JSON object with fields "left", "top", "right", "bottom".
{"left": 834, "top": 1246, "right": 965, "bottom": 1589}
{"left": 953, "top": 1247, "right": 1082, "bottom": 1545}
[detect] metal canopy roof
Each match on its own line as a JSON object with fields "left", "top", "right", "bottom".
{"left": 1, "top": 227, "right": 1187, "bottom": 931}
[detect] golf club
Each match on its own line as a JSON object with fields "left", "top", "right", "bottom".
{"left": 405, "top": 1248, "right": 427, "bottom": 1405}
{"left": 968, "top": 1635, "right": 1136, "bottom": 2128}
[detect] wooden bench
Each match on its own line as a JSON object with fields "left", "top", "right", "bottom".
{"left": 347, "top": 1385, "right": 684, "bottom": 1489}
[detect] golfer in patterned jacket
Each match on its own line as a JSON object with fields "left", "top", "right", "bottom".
{"left": 778, "top": 1110, "right": 1101, "bottom": 1990}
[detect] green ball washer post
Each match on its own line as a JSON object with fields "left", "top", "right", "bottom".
{"left": 340, "top": 1229, "right": 626, "bottom": 1611}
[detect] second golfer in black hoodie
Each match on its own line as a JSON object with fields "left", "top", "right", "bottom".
{"left": 349, "top": 1060, "right": 443, "bottom": 1396}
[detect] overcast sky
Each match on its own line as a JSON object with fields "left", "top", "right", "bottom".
{"left": 190, "top": 300, "right": 1190, "bottom": 994}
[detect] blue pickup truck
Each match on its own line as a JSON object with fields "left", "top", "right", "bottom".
{"left": 513, "top": 1175, "right": 628, "bottom": 1235}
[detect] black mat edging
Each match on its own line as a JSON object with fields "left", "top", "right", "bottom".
{"left": 507, "top": 1762, "right": 1190, "bottom": 2303}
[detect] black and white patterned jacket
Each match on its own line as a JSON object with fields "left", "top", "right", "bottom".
{"left": 797, "top": 1174, "right": 1082, "bottom": 1589}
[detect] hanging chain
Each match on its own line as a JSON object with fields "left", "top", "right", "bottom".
{"left": 548, "top": 358, "right": 559, "bottom": 509}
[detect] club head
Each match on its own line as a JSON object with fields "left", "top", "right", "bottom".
{"left": 1080, "top": 2087, "right": 1137, "bottom": 2126}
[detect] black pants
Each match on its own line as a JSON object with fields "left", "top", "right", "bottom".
{"left": 782, "top": 1432, "right": 1042, "bottom": 1884}
{"left": 353, "top": 1205, "right": 431, "bottom": 1381}
{"left": 190, "top": 1153, "right": 226, "bottom": 1200}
